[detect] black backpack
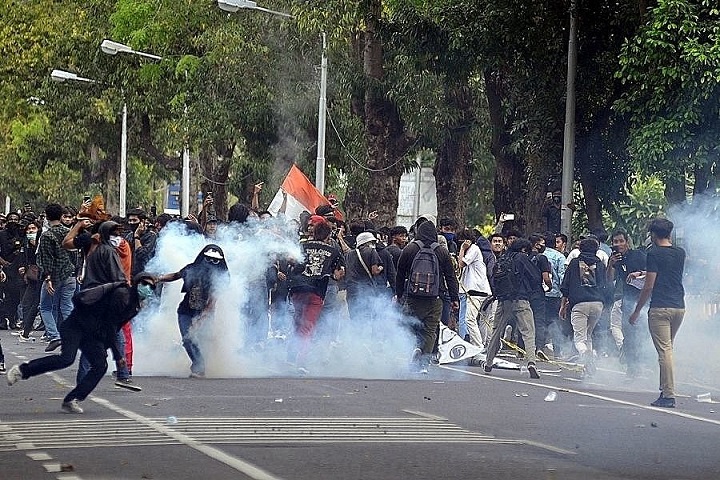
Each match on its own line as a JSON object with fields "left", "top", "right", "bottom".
{"left": 493, "top": 252, "right": 520, "bottom": 300}
{"left": 406, "top": 240, "right": 441, "bottom": 297}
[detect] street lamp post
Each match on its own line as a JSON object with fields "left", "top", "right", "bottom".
{"left": 100, "top": 40, "right": 165, "bottom": 217}
{"left": 216, "top": 0, "right": 329, "bottom": 195}
{"left": 51, "top": 69, "right": 132, "bottom": 216}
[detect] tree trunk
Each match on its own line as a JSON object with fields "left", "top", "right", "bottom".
{"left": 435, "top": 80, "right": 473, "bottom": 227}
{"left": 664, "top": 170, "right": 686, "bottom": 205}
{"left": 484, "top": 70, "right": 527, "bottom": 233}
{"left": 580, "top": 176, "right": 604, "bottom": 231}
{"left": 344, "top": 0, "right": 411, "bottom": 226}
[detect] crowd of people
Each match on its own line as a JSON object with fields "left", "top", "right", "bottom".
{"left": 0, "top": 190, "right": 686, "bottom": 411}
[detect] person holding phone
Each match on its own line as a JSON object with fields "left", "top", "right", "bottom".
{"left": 606, "top": 229, "right": 647, "bottom": 376}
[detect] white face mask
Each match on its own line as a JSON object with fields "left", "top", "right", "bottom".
{"left": 109, "top": 235, "right": 122, "bottom": 248}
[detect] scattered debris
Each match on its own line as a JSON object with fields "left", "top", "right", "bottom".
{"left": 651, "top": 422, "right": 658, "bottom": 428}
{"left": 696, "top": 393, "right": 712, "bottom": 403}
{"left": 274, "top": 398, "right": 283, "bottom": 403}
{"left": 544, "top": 391, "right": 558, "bottom": 402}
{"left": 60, "top": 464, "right": 74, "bottom": 472}
{"left": 166, "top": 416, "right": 178, "bottom": 425}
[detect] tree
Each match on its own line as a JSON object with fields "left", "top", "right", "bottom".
{"left": 616, "top": 0, "right": 720, "bottom": 204}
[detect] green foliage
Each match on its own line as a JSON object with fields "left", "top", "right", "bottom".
{"left": 605, "top": 175, "right": 667, "bottom": 247}
{"left": 616, "top": 0, "right": 720, "bottom": 193}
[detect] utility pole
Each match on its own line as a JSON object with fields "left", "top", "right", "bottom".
{"left": 561, "top": 0, "right": 578, "bottom": 239}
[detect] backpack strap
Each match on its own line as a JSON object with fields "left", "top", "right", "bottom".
{"left": 355, "top": 249, "right": 373, "bottom": 280}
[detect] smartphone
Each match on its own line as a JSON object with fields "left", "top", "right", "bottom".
{"left": 206, "top": 191, "right": 213, "bottom": 199}
{"left": 504, "top": 213, "right": 515, "bottom": 221}
{"left": 83, "top": 195, "right": 91, "bottom": 202}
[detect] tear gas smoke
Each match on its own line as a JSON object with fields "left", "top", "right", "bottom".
{"left": 132, "top": 216, "right": 418, "bottom": 379}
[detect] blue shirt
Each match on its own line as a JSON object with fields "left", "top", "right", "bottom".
{"left": 543, "top": 247, "right": 566, "bottom": 298}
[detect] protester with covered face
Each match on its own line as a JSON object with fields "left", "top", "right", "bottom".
{"left": 542, "top": 188, "right": 562, "bottom": 234}
{"left": 125, "top": 208, "right": 158, "bottom": 277}
{"left": 18, "top": 221, "right": 42, "bottom": 341}
{"left": 6, "top": 272, "right": 155, "bottom": 413}
{"left": 344, "top": 231, "right": 385, "bottom": 325}
{"left": 457, "top": 229, "right": 492, "bottom": 348}
{"left": 156, "top": 244, "right": 229, "bottom": 378}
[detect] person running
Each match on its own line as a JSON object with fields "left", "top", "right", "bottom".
{"left": 629, "top": 218, "right": 685, "bottom": 408}
{"left": 6, "top": 273, "right": 155, "bottom": 413}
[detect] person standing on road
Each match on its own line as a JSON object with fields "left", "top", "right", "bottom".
{"left": 155, "top": 244, "right": 229, "bottom": 378}
{"left": 629, "top": 218, "right": 685, "bottom": 408}
{"left": 559, "top": 238, "right": 608, "bottom": 376}
{"left": 36, "top": 204, "right": 77, "bottom": 352}
{"left": 395, "top": 219, "right": 459, "bottom": 373}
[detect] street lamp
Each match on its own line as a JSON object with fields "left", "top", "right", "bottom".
{"left": 217, "top": 0, "right": 293, "bottom": 18}
{"left": 51, "top": 69, "right": 130, "bottom": 216}
{"left": 100, "top": 40, "right": 166, "bottom": 217}
{"left": 101, "top": 39, "right": 163, "bottom": 61}
{"left": 216, "top": 1, "right": 329, "bottom": 194}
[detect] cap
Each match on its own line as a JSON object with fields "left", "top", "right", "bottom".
{"left": 355, "top": 231, "right": 377, "bottom": 247}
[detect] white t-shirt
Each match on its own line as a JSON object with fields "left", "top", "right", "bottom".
{"left": 459, "top": 244, "right": 492, "bottom": 295}
{"left": 565, "top": 248, "right": 609, "bottom": 266}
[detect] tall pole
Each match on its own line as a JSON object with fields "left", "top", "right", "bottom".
{"left": 120, "top": 100, "right": 128, "bottom": 217}
{"left": 315, "top": 33, "right": 327, "bottom": 195}
{"left": 560, "top": 0, "right": 578, "bottom": 239}
{"left": 182, "top": 104, "right": 190, "bottom": 218}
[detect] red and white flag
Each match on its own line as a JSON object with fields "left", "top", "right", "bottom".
{"left": 268, "top": 164, "right": 342, "bottom": 220}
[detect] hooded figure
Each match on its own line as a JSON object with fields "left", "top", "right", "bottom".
{"left": 6, "top": 271, "right": 155, "bottom": 414}
{"left": 156, "top": 244, "right": 229, "bottom": 378}
{"left": 83, "top": 221, "right": 127, "bottom": 290}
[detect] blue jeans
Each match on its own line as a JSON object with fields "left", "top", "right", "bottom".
{"left": 178, "top": 312, "right": 204, "bottom": 374}
{"left": 39, "top": 277, "right": 76, "bottom": 340}
{"left": 77, "top": 330, "right": 129, "bottom": 383}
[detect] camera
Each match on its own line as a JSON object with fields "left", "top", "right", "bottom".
{"left": 83, "top": 195, "right": 91, "bottom": 203}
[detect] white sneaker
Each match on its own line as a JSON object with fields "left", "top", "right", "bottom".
{"left": 6, "top": 365, "right": 22, "bottom": 385}
{"left": 61, "top": 399, "right": 84, "bottom": 414}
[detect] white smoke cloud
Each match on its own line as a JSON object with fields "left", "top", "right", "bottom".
{"left": 132, "top": 217, "right": 418, "bottom": 379}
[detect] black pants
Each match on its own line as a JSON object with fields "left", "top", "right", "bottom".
{"left": 21, "top": 280, "right": 41, "bottom": 337}
{"left": 19, "top": 317, "right": 108, "bottom": 403}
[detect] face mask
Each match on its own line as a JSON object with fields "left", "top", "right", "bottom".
{"left": 26, "top": 233, "right": 36, "bottom": 241}
{"left": 137, "top": 283, "right": 154, "bottom": 300}
{"left": 552, "top": 196, "right": 561, "bottom": 204}
{"left": 441, "top": 232, "right": 455, "bottom": 243}
{"left": 109, "top": 235, "right": 122, "bottom": 248}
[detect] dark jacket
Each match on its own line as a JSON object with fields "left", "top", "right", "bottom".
{"left": 561, "top": 252, "right": 608, "bottom": 308}
{"left": 395, "top": 221, "right": 459, "bottom": 301}
{"left": 83, "top": 221, "right": 127, "bottom": 289}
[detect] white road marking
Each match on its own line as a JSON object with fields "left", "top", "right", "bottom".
{"left": 440, "top": 365, "right": 720, "bottom": 427}
{"left": 27, "top": 451, "right": 53, "bottom": 460}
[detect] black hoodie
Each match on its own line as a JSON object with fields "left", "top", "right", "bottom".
{"left": 560, "top": 251, "right": 608, "bottom": 308}
{"left": 395, "top": 221, "right": 459, "bottom": 301}
{"left": 83, "top": 221, "right": 127, "bottom": 290}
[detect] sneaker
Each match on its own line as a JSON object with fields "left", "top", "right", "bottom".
{"left": 61, "top": 399, "right": 84, "bottom": 414}
{"left": 18, "top": 334, "right": 34, "bottom": 342}
{"left": 528, "top": 363, "right": 540, "bottom": 379}
{"left": 483, "top": 361, "right": 493, "bottom": 374}
{"left": 45, "top": 339, "right": 62, "bottom": 352}
{"left": 651, "top": 395, "right": 675, "bottom": 408}
{"left": 0, "top": 362, "right": 5, "bottom": 374}
{"left": 536, "top": 349, "right": 550, "bottom": 362}
{"left": 189, "top": 371, "right": 206, "bottom": 379}
{"left": 417, "top": 366, "right": 428, "bottom": 375}
{"left": 411, "top": 347, "right": 422, "bottom": 364}
{"left": 7, "top": 365, "right": 23, "bottom": 385}
{"left": 296, "top": 367, "right": 309, "bottom": 376}
{"left": 114, "top": 378, "right": 143, "bottom": 392}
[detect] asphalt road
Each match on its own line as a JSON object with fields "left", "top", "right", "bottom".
{"left": 1, "top": 330, "right": 719, "bottom": 480}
